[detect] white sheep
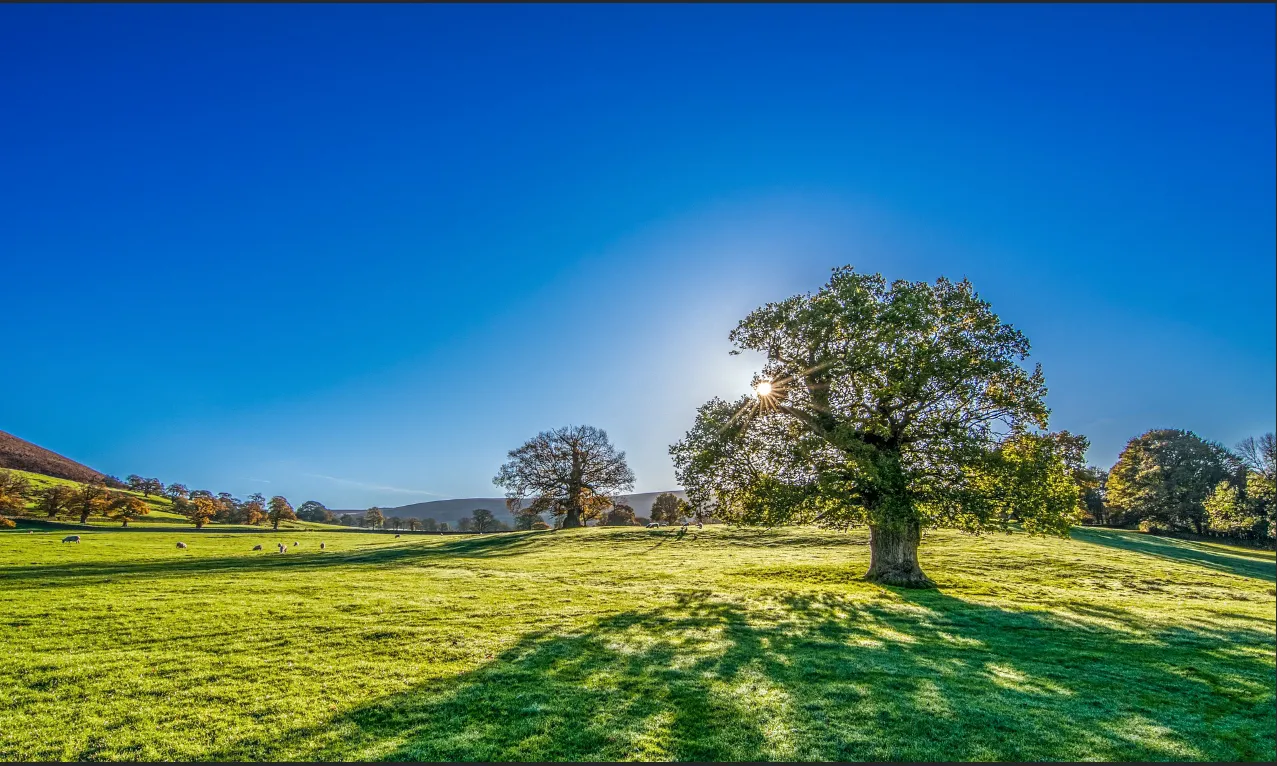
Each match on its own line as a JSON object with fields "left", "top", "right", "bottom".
{"left": 277, "top": 543, "right": 286, "bottom": 553}
{"left": 176, "top": 542, "right": 188, "bottom": 549}
{"left": 62, "top": 535, "right": 81, "bottom": 543}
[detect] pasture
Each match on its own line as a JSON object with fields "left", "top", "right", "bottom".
{"left": 0, "top": 525, "right": 1272, "bottom": 761}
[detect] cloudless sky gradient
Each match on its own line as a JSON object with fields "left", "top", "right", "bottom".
{"left": 2, "top": 4, "right": 1273, "bottom": 509}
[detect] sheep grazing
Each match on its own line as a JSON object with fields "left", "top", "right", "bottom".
{"left": 62, "top": 535, "right": 81, "bottom": 543}
{"left": 176, "top": 542, "right": 188, "bottom": 549}
{"left": 319, "top": 542, "right": 326, "bottom": 550}
{"left": 252, "top": 544, "right": 263, "bottom": 551}
{"left": 277, "top": 543, "right": 286, "bottom": 553}
{"left": 293, "top": 541, "right": 298, "bottom": 547}
{"left": 395, "top": 534, "right": 401, "bottom": 538}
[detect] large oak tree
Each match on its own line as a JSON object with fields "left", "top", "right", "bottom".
{"left": 494, "top": 425, "right": 635, "bottom": 529}
{"left": 671, "top": 267, "right": 1078, "bottom": 587}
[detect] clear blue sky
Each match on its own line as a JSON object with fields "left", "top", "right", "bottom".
{"left": 2, "top": 4, "right": 1273, "bottom": 509}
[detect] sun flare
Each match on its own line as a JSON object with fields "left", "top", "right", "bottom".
{"left": 755, "top": 380, "right": 773, "bottom": 397}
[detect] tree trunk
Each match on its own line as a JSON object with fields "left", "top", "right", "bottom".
{"left": 865, "top": 522, "right": 935, "bottom": 588}
{"left": 562, "top": 506, "right": 583, "bottom": 529}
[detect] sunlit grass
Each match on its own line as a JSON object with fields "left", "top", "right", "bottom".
{"left": 0, "top": 525, "right": 1271, "bottom": 761}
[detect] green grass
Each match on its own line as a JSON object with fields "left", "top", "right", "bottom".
{"left": 0, "top": 525, "right": 1272, "bottom": 761}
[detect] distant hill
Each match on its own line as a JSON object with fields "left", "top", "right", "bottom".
{"left": 337, "top": 490, "right": 688, "bottom": 526}
{"left": 0, "top": 429, "right": 107, "bottom": 484}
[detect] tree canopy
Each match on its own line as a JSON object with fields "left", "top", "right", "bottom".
{"left": 1106, "top": 429, "right": 1232, "bottom": 534}
{"left": 494, "top": 425, "right": 635, "bottom": 529}
{"left": 671, "top": 267, "right": 1076, "bottom": 587}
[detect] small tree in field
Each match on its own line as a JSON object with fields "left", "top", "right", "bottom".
{"left": 494, "top": 425, "right": 635, "bottom": 529}
{"left": 649, "top": 493, "right": 681, "bottom": 525}
{"left": 126, "top": 475, "right": 145, "bottom": 493}
{"left": 471, "top": 508, "right": 497, "bottom": 533}
{"left": 364, "top": 507, "right": 384, "bottom": 529}
{"left": 142, "top": 478, "right": 164, "bottom": 497}
{"left": 72, "top": 481, "right": 111, "bottom": 524}
{"left": 164, "top": 483, "right": 189, "bottom": 501}
{"left": 602, "top": 503, "right": 637, "bottom": 526}
{"left": 458, "top": 517, "right": 474, "bottom": 533}
{"left": 407, "top": 518, "right": 422, "bottom": 532}
{"left": 36, "top": 485, "right": 74, "bottom": 518}
{"left": 268, "top": 496, "right": 296, "bottom": 530}
{"left": 672, "top": 267, "right": 1076, "bottom": 587}
{"left": 187, "top": 497, "right": 218, "bottom": 529}
{"left": 109, "top": 494, "right": 150, "bottom": 527}
{"left": 422, "top": 517, "right": 439, "bottom": 532}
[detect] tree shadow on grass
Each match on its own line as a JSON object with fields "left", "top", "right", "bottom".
{"left": 203, "top": 588, "right": 1274, "bottom": 762}
{"left": 0, "top": 532, "right": 545, "bottom": 589}
{"left": 1072, "top": 528, "right": 1276, "bottom": 582}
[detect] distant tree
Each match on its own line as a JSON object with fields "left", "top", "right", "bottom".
{"left": 126, "top": 475, "right": 145, "bottom": 493}
{"left": 0, "top": 470, "right": 33, "bottom": 516}
{"left": 1107, "top": 429, "right": 1233, "bottom": 534}
{"left": 407, "top": 518, "right": 422, "bottom": 532}
{"left": 109, "top": 494, "right": 150, "bottom": 527}
{"left": 1236, "top": 433, "right": 1275, "bottom": 539}
{"left": 215, "top": 493, "right": 240, "bottom": 522}
{"left": 339, "top": 514, "right": 357, "bottom": 527}
{"left": 471, "top": 508, "right": 497, "bottom": 533}
{"left": 530, "top": 519, "right": 550, "bottom": 530}
{"left": 385, "top": 516, "right": 401, "bottom": 531}
{"left": 438, "top": 521, "right": 450, "bottom": 532}
{"left": 0, "top": 516, "right": 11, "bottom": 528}
{"left": 422, "top": 517, "right": 439, "bottom": 532}
{"left": 238, "top": 498, "right": 266, "bottom": 526}
{"left": 101, "top": 474, "right": 127, "bottom": 490}
{"left": 268, "top": 496, "right": 296, "bottom": 530}
{"left": 970, "top": 432, "right": 1083, "bottom": 530}
{"left": 671, "top": 268, "right": 1073, "bottom": 587}
{"left": 296, "top": 500, "right": 333, "bottom": 523}
{"left": 634, "top": 515, "right": 651, "bottom": 527}
{"left": 494, "top": 424, "right": 636, "bottom": 529}
{"left": 1203, "top": 481, "right": 1264, "bottom": 538}
{"left": 364, "top": 507, "right": 384, "bottom": 529}
{"left": 72, "top": 481, "right": 111, "bottom": 524}
{"left": 601, "top": 503, "right": 636, "bottom": 526}
{"left": 190, "top": 489, "right": 214, "bottom": 500}
{"left": 649, "top": 493, "right": 681, "bottom": 525}
{"left": 163, "top": 483, "right": 189, "bottom": 501}
{"left": 187, "top": 496, "right": 218, "bottom": 529}
{"left": 36, "top": 484, "right": 74, "bottom": 518}
{"left": 458, "top": 517, "right": 474, "bottom": 533}
{"left": 141, "top": 478, "right": 164, "bottom": 497}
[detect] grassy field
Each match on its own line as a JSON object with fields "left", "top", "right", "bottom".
{"left": 0, "top": 524, "right": 1272, "bottom": 762}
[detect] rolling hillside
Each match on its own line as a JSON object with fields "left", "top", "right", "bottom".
{"left": 0, "top": 429, "right": 107, "bottom": 484}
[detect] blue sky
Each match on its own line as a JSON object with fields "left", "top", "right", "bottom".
{"left": 2, "top": 4, "right": 1273, "bottom": 509}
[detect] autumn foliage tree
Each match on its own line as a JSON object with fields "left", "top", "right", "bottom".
{"left": 109, "top": 494, "right": 150, "bottom": 527}
{"left": 36, "top": 484, "right": 74, "bottom": 518}
{"left": 672, "top": 267, "right": 1078, "bottom": 588}
{"left": 495, "top": 424, "right": 635, "bottom": 529}
{"left": 268, "top": 496, "right": 296, "bottom": 530}
{"left": 71, "top": 481, "right": 111, "bottom": 524}
{"left": 186, "top": 496, "right": 218, "bottom": 529}
{"left": 0, "top": 470, "right": 32, "bottom": 519}
{"left": 364, "top": 507, "right": 384, "bottom": 529}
